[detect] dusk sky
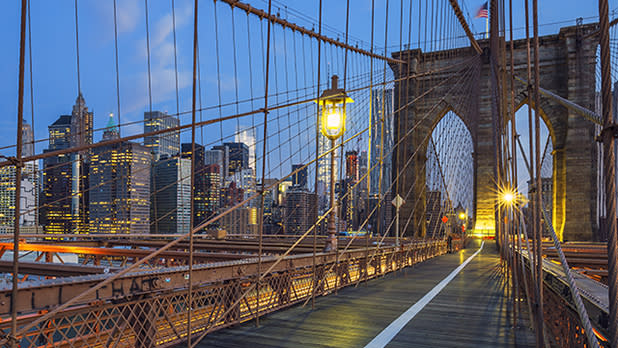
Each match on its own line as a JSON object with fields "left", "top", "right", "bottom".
{"left": 0, "top": 0, "right": 611, "bottom": 169}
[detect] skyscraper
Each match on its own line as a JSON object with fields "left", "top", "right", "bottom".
{"left": 203, "top": 164, "right": 221, "bottom": 219}
{"left": 151, "top": 156, "right": 191, "bottom": 234}
{"left": 316, "top": 135, "right": 337, "bottom": 204}
{"left": 102, "top": 113, "right": 120, "bottom": 141}
{"left": 205, "top": 148, "right": 227, "bottom": 182}
{"left": 346, "top": 151, "right": 359, "bottom": 181}
{"left": 21, "top": 121, "right": 38, "bottom": 227}
{"left": 283, "top": 189, "right": 318, "bottom": 235}
{"left": 144, "top": 111, "right": 180, "bottom": 161}
{"left": 70, "top": 93, "right": 94, "bottom": 148}
{"left": 229, "top": 167, "right": 255, "bottom": 202}
{"left": 291, "top": 164, "right": 308, "bottom": 189}
{"left": 0, "top": 166, "right": 36, "bottom": 233}
{"left": 42, "top": 94, "right": 93, "bottom": 234}
{"left": 181, "top": 143, "right": 207, "bottom": 227}
{"left": 89, "top": 141, "right": 151, "bottom": 234}
{"left": 370, "top": 88, "right": 394, "bottom": 196}
{"left": 235, "top": 126, "right": 256, "bottom": 171}
{"left": 220, "top": 142, "right": 249, "bottom": 176}
{"left": 42, "top": 115, "right": 73, "bottom": 234}
{"left": 21, "top": 122, "right": 34, "bottom": 158}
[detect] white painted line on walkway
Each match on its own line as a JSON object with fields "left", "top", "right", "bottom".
{"left": 364, "top": 241, "right": 485, "bottom": 348}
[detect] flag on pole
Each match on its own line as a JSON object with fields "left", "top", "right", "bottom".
{"left": 474, "top": 2, "right": 488, "bottom": 18}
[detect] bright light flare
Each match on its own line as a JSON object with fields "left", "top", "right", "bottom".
{"left": 503, "top": 192, "right": 514, "bottom": 203}
{"left": 495, "top": 184, "right": 526, "bottom": 211}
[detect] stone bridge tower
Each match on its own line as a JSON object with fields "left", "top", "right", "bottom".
{"left": 391, "top": 23, "right": 599, "bottom": 241}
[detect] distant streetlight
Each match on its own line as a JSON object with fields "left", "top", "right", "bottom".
{"left": 319, "top": 75, "right": 353, "bottom": 252}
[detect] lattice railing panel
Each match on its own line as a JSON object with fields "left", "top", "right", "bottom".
{"left": 3, "top": 242, "right": 445, "bottom": 347}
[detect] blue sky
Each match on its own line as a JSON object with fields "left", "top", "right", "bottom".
{"left": 0, "top": 0, "right": 612, "bottom": 158}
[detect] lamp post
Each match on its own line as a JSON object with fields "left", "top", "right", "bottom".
{"left": 319, "top": 75, "right": 353, "bottom": 252}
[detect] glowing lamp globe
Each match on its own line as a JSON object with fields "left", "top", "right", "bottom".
{"left": 317, "top": 75, "right": 353, "bottom": 141}
{"left": 321, "top": 105, "right": 345, "bottom": 140}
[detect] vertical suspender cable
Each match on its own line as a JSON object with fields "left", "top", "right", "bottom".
{"left": 186, "top": 0, "right": 198, "bottom": 344}
{"left": 523, "top": 3, "right": 540, "bottom": 338}
{"left": 365, "top": 0, "right": 375, "bottom": 284}
{"left": 508, "top": 0, "right": 520, "bottom": 328}
{"left": 312, "top": 0, "right": 323, "bottom": 309}
{"left": 10, "top": 1, "right": 27, "bottom": 346}
{"left": 256, "top": 0, "right": 273, "bottom": 327}
{"left": 376, "top": 0, "right": 389, "bottom": 246}
{"left": 113, "top": 0, "right": 121, "bottom": 134}
{"left": 599, "top": 0, "right": 618, "bottom": 346}
{"left": 27, "top": 0, "right": 37, "bottom": 228}
{"left": 532, "top": 0, "right": 545, "bottom": 345}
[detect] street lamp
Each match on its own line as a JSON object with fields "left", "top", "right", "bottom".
{"left": 319, "top": 75, "right": 353, "bottom": 252}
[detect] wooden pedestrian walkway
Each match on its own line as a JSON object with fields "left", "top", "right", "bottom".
{"left": 195, "top": 240, "right": 537, "bottom": 347}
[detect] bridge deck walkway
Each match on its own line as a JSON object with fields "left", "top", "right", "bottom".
{"left": 196, "top": 240, "right": 536, "bottom": 348}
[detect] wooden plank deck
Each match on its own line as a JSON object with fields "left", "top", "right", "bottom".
{"left": 194, "top": 240, "right": 536, "bottom": 347}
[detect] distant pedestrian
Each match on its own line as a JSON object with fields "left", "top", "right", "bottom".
{"left": 447, "top": 234, "right": 453, "bottom": 253}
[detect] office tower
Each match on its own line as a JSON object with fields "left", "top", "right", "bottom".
{"left": 291, "top": 164, "right": 308, "bottom": 189}
{"left": 345, "top": 151, "right": 359, "bottom": 181}
{"left": 283, "top": 189, "right": 318, "bottom": 235}
{"left": 21, "top": 121, "right": 38, "bottom": 227}
{"left": 151, "top": 156, "right": 191, "bottom": 234}
{"left": 228, "top": 167, "right": 255, "bottom": 200}
{"left": 89, "top": 141, "right": 151, "bottom": 234}
{"left": 144, "top": 111, "right": 180, "bottom": 161}
{"left": 70, "top": 93, "right": 94, "bottom": 148}
{"left": 370, "top": 88, "right": 394, "bottom": 196}
{"left": 205, "top": 148, "right": 227, "bottom": 183}
{"left": 277, "top": 179, "right": 293, "bottom": 205}
{"left": 181, "top": 143, "right": 205, "bottom": 167}
{"left": 217, "top": 142, "right": 249, "bottom": 176}
{"left": 42, "top": 116, "right": 72, "bottom": 234}
{"left": 42, "top": 94, "right": 93, "bottom": 235}
{"left": 316, "top": 136, "right": 337, "bottom": 203}
{"left": 235, "top": 126, "right": 256, "bottom": 170}
{"left": 203, "top": 164, "right": 221, "bottom": 218}
{"left": 181, "top": 143, "right": 207, "bottom": 226}
{"left": 0, "top": 166, "right": 36, "bottom": 233}
{"left": 21, "top": 122, "right": 34, "bottom": 158}
{"left": 260, "top": 178, "right": 283, "bottom": 235}
{"left": 102, "top": 113, "right": 120, "bottom": 141}
{"left": 221, "top": 181, "right": 244, "bottom": 208}
{"left": 221, "top": 207, "right": 257, "bottom": 235}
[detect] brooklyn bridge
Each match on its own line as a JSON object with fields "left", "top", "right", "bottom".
{"left": 0, "top": 0, "right": 617, "bottom": 347}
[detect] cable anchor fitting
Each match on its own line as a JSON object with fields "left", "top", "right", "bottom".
{"left": 595, "top": 123, "right": 618, "bottom": 142}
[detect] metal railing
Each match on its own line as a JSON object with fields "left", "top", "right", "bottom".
{"left": 1, "top": 240, "right": 445, "bottom": 347}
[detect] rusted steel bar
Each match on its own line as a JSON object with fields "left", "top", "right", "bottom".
{"left": 0, "top": 260, "right": 121, "bottom": 277}
{"left": 10, "top": 0, "right": 28, "bottom": 346}
{"left": 532, "top": 0, "right": 545, "bottom": 345}
{"left": 448, "top": 0, "right": 482, "bottom": 54}
{"left": 186, "top": 0, "right": 199, "bottom": 343}
{"left": 599, "top": 0, "right": 618, "bottom": 346}
{"left": 218, "top": 0, "right": 404, "bottom": 65}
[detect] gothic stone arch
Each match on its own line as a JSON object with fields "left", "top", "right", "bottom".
{"left": 391, "top": 23, "right": 598, "bottom": 241}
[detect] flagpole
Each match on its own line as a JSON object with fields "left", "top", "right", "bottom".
{"left": 486, "top": 16, "right": 489, "bottom": 39}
